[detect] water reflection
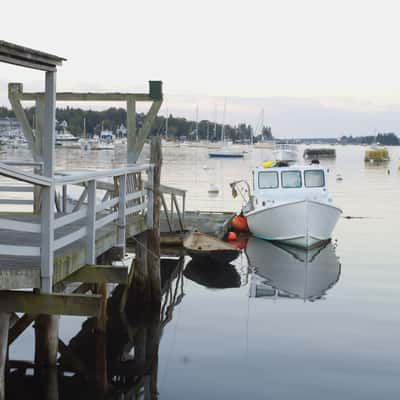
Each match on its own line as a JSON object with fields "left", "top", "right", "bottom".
{"left": 6, "top": 257, "right": 185, "bottom": 400}
{"left": 184, "top": 258, "right": 241, "bottom": 289}
{"left": 246, "top": 238, "right": 341, "bottom": 301}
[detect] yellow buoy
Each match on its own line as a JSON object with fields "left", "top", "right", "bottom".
{"left": 261, "top": 160, "right": 276, "bottom": 168}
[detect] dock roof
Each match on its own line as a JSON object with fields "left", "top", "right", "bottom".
{"left": 0, "top": 40, "right": 65, "bottom": 71}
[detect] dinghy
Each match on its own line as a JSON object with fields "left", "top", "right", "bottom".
{"left": 183, "top": 232, "right": 240, "bottom": 263}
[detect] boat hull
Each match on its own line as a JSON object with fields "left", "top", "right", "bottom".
{"left": 272, "top": 149, "right": 298, "bottom": 162}
{"left": 208, "top": 152, "right": 244, "bottom": 158}
{"left": 245, "top": 200, "right": 342, "bottom": 248}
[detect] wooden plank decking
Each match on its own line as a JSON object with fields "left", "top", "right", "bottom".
{"left": 0, "top": 212, "right": 147, "bottom": 289}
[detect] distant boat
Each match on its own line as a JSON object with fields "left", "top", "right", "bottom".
{"left": 56, "top": 132, "right": 79, "bottom": 146}
{"left": 364, "top": 146, "right": 389, "bottom": 162}
{"left": 209, "top": 149, "right": 244, "bottom": 158}
{"left": 208, "top": 100, "right": 244, "bottom": 158}
{"left": 304, "top": 148, "right": 336, "bottom": 159}
{"left": 272, "top": 143, "right": 298, "bottom": 162}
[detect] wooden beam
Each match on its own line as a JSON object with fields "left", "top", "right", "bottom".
{"left": 8, "top": 313, "right": 35, "bottom": 345}
{"left": 131, "top": 100, "right": 162, "bottom": 162}
{"left": 0, "top": 291, "right": 101, "bottom": 316}
{"left": 8, "top": 83, "right": 39, "bottom": 159}
{"left": 62, "top": 265, "right": 128, "bottom": 284}
{"left": 0, "top": 162, "right": 51, "bottom": 186}
{"left": 20, "top": 92, "right": 152, "bottom": 102}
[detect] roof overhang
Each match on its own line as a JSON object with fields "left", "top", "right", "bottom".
{"left": 0, "top": 40, "right": 65, "bottom": 72}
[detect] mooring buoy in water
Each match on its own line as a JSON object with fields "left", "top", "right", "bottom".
{"left": 208, "top": 184, "right": 219, "bottom": 194}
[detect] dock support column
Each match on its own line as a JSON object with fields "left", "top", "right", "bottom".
{"left": 34, "top": 315, "right": 59, "bottom": 368}
{"left": 0, "top": 313, "right": 10, "bottom": 400}
{"left": 40, "top": 70, "right": 56, "bottom": 293}
{"left": 34, "top": 314, "right": 59, "bottom": 399}
{"left": 95, "top": 283, "right": 108, "bottom": 398}
{"left": 117, "top": 174, "right": 127, "bottom": 253}
{"left": 148, "top": 137, "right": 162, "bottom": 308}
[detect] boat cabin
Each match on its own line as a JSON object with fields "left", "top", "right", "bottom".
{"left": 252, "top": 165, "right": 330, "bottom": 206}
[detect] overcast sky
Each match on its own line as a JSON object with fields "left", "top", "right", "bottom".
{"left": 2, "top": 0, "right": 400, "bottom": 137}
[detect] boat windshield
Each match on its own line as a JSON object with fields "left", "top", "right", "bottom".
{"left": 259, "top": 171, "right": 278, "bottom": 189}
{"left": 304, "top": 170, "right": 325, "bottom": 187}
{"left": 281, "top": 171, "right": 302, "bottom": 188}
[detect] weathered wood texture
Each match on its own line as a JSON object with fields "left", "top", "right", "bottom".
{"left": 34, "top": 315, "right": 59, "bottom": 368}
{"left": 148, "top": 137, "right": 162, "bottom": 308}
{"left": 0, "top": 291, "right": 101, "bottom": 316}
{"left": 62, "top": 265, "right": 128, "bottom": 285}
{"left": 0, "top": 313, "right": 9, "bottom": 400}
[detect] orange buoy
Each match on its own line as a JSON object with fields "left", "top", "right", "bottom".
{"left": 231, "top": 215, "right": 249, "bottom": 233}
{"left": 227, "top": 231, "right": 238, "bottom": 241}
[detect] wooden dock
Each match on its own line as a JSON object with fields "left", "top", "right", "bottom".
{"left": 0, "top": 40, "right": 173, "bottom": 400}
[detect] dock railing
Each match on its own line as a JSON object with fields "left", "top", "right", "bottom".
{"left": 159, "top": 184, "right": 186, "bottom": 232}
{"left": 0, "top": 162, "right": 154, "bottom": 292}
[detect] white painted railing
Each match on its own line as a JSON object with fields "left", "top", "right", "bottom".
{"left": 0, "top": 162, "right": 154, "bottom": 289}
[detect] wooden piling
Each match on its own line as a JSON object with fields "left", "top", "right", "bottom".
{"left": 95, "top": 283, "right": 108, "bottom": 398}
{"left": 34, "top": 315, "right": 59, "bottom": 368}
{"left": 0, "top": 313, "right": 9, "bottom": 400}
{"left": 148, "top": 136, "right": 162, "bottom": 309}
{"left": 34, "top": 313, "right": 60, "bottom": 399}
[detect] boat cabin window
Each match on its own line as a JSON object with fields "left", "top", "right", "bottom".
{"left": 281, "top": 171, "right": 302, "bottom": 188}
{"left": 304, "top": 170, "right": 325, "bottom": 187}
{"left": 258, "top": 171, "right": 279, "bottom": 189}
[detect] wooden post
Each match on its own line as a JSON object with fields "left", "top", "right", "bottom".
{"left": 95, "top": 283, "right": 108, "bottom": 398}
{"left": 148, "top": 137, "right": 162, "bottom": 308}
{"left": 34, "top": 315, "right": 59, "bottom": 368}
{"left": 0, "top": 313, "right": 9, "bottom": 400}
{"left": 127, "top": 96, "right": 136, "bottom": 164}
{"left": 117, "top": 174, "right": 127, "bottom": 253}
{"left": 86, "top": 179, "right": 97, "bottom": 264}
{"left": 40, "top": 70, "right": 56, "bottom": 293}
{"left": 123, "top": 231, "right": 149, "bottom": 314}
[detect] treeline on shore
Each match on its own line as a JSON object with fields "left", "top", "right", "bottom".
{"left": 340, "top": 133, "right": 400, "bottom": 145}
{"left": 0, "top": 106, "right": 273, "bottom": 142}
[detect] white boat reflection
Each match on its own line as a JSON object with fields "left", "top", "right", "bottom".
{"left": 246, "top": 237, "right": 341, "bottom": 301}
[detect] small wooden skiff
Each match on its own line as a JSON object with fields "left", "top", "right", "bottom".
{"left": 183, "top": 232, "right": 240, "bottom": 263}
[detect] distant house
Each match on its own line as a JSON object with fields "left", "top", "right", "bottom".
{"left": 56, "top": 120, "right": 69, "bottom": 133}
{"left": 116, "top": 124, "right": 127, "bottom": 137}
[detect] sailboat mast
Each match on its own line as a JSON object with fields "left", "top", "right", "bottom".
{"left": 221, "top": 100, "right": 227, "bottom": 143}
{"left": 213, "top": 104, "right": 217, "bottom": 141}
{"left": 83, "top": 117, "right": 86, "bottom": 138}
{"left": 195, "top": 105, "right": 199, "bottom": 142}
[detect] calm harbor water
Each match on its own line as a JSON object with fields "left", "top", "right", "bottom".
{"left": 2, "top": 144, "right": 400, "bottom": 399}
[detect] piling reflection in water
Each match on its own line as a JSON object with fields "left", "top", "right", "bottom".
{"left": 5, "top": 257, "right": 185, "bottom": 400}
{"left": 246, "top": 237, "right": 341, "bottom": 301}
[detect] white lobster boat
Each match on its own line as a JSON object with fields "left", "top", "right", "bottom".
{"left": 232, "top": 162, "right": 342, "bottom": 249}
